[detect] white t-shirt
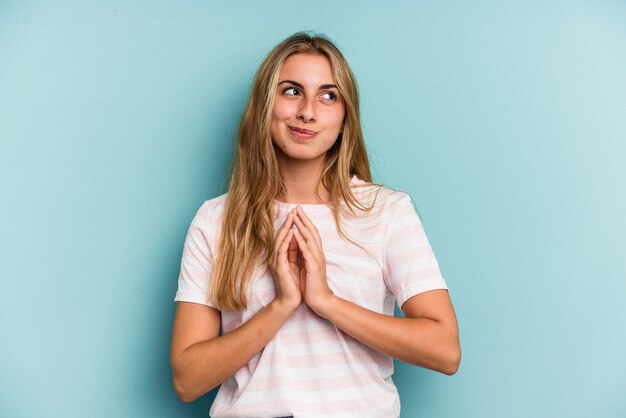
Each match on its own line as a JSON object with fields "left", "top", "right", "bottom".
{"left": 175, "top": 177, "right": 448, "bottom": 418}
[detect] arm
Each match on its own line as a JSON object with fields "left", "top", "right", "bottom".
{"left": 291, "top": 205, "right": 461, "bottom": 375}
{"left": 171, "top": 211, "right": 302, "bottom": 402}
{"left": 170, "top": 299, "right": 295, "bottom": 403}
{"left": 312, "top": 290, "right": 460, "bottom": 375}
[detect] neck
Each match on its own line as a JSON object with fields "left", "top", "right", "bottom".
{"left": 276, "top": 154, "right": 329, "bottom": 204}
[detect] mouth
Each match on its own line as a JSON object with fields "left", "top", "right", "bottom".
{"left": 288, "top": 126, "right": 317, "bottom": 139}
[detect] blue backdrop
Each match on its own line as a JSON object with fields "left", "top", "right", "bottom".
{"left": 1, "top": 1, "right": 625, "bottom": 417}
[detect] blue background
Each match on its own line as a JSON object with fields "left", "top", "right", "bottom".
{"left": 1, "top": 1, "right": 625, "bottom": 417}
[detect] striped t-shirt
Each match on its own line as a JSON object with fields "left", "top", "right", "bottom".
{"left": 174, "top": 177, "right": 448, "bottom": 418}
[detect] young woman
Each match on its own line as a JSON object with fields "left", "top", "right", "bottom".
{"left": 170, "top": 32, "right": 460, "bottom": 417}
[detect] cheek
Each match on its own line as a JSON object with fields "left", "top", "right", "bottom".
{"left": 327, "top": 108, "right": 346, "bottom": 131}
{"left": 272, "top": 100, "right": 293, "bottom": 121}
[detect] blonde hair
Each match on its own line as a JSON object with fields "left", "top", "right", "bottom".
{"left": 211, "top": 32, "right": 372, "bottom": 311}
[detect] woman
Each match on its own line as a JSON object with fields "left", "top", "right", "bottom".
{"left": 170, "top": 32, "right": 460, "bottom": 417}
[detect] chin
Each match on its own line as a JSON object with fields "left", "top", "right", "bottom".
{"left": 285, "top": 152, "right": 323, "bottom": 162}
{"left": 274, "top": 146, "right": 322, "bottom": 163}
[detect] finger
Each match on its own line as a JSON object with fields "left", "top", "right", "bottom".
{"left": 275, "top": 212, "right": 294, "bottom": 247}
{"left": 271, "top": 228, "right": 291, "bottom": 269}
{"left": 293, "top": 212, "right": 321, "bottom": 252}
{"left": 280, "top": 212, "right": 295, "bottom": 238}
{"left": 293, "top": 226, "right": 317, "bottom": 267}
{"left": 278, "top": 228, "right": 294, "bottom": 263}
{"left": 272, "top": 213, "right": 294, "bottom": 267}
{"left": 295, "top": 206, "right": 322, "bottom": 249}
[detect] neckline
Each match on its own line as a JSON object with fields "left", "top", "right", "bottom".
{"left": 273, "top": 199, "right": 332, "bottom": 215}
{"left": 273, "top": 175, "right": 363, "bottom": 214}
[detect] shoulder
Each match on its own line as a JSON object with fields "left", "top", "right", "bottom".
{"left": 350, "top": 176, "right": 413, "bottom": 212}
{"left": 195, "top": 193, "right": 228, "bottom": 222}
{"left": 187, "top": 193, "right": 228, "bottom": 237}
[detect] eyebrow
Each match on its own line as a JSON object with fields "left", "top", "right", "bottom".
{"left": 278, "top": 80, "right": 338, "bottom": 90}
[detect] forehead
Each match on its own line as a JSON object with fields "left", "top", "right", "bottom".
{"left": 278, "top": 53, "right": 335, "bottom": 85}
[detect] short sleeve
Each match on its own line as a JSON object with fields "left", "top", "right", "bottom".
{"left": 174, "top": 202, "right": 217, "bottom": 308}
{"left": 383, "top": 193, "right": 448, "bottom": 308}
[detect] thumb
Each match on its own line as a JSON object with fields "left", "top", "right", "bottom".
{"left": 287, "top": 232, "right": 298, "bottom": 264}
{"left": 299, "top": 250, "right": 306, "bottom": 291}
{"left": 298, "top": 248, "right": 306, "bottom": 275}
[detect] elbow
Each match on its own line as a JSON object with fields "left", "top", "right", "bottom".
{"left": 171, "top": 357, "right": 197, "bottom": 403}
{"left": 171, "top": 353, "right": 208, "bottom": 403}
{"left": 173, "top": 377, "right": 197, "bottom": 403}
{"left": 442, "top": 359, "right": 460, "bottom": 376}
{"left": 172, "top": 372, "right": 219, "bottom": 403}
{"left": 441, "top": 343, "right": 461, "bottom": 375}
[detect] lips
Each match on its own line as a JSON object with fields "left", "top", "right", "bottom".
{"left": 288, "top": 126, "right": 317, "bottom": 139}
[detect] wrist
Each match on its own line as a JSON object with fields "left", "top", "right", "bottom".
{"left": 270, "top": 297, "right": 300, "bottom": 318}
{"left": 310, "top": 293, "right": 338, "bottom": 319}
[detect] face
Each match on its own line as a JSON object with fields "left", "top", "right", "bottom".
{"left": 269, "top": 53, "right": 345, "bottom": 168}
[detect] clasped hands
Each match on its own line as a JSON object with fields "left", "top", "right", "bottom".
{"left": 269, "top": 205, "right": 334, "bottom": 314}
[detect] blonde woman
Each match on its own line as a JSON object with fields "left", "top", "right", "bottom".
{"left": 170, "top": 32, "right": 461, "bottom": 418}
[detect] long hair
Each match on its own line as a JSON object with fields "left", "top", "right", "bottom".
{"left": 211, "top": 32, "right": 372, "bottom": 311}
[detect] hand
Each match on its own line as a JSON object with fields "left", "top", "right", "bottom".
{"left": 268, "top": 212, "right": 302, "bottom": 312}
{"left": 291, "top": 206, "right": 334, "bottom": 314}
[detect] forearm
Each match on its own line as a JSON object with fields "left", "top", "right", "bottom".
{"left": 314, "top": 295, "right": 460, "bottom": 375}
{"left": 172, "top": 300, "right": 294, "bottom": 402}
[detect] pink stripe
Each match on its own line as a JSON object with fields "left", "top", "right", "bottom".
{"left": 176, "top": 184, "right": 444, "bottom": 418}
{"left": 258, "top": 350, "right": 390, "bottom": 370}
{"left": 224, "top": 371, "right": 388, "bottom": 392}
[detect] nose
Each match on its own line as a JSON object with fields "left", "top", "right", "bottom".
{"left": 296, "top": 96, "right": 316, "bottom": 123}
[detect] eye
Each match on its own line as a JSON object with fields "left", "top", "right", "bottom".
{"left": 283, "top": 87, "right": 300, "bottom": 96}
{"left": 321, "top": 91, "right": 337, "bottom": 101}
